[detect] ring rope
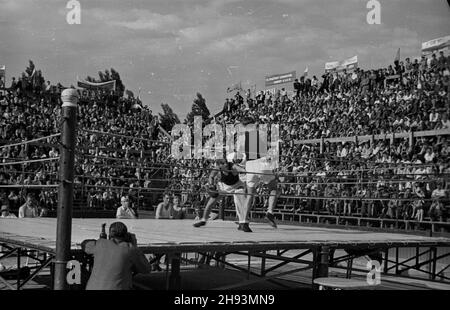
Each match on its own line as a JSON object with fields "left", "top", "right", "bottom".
{"left": 161, "top": 138, "right": 439, "bottom": 167}
{"left": 72, "top": 131, "right": 442, "bottom": 168}
{"left": 0, "top": 168, "right": 443, "bottom": 186}
{"left": 77, "top": 184, "right": 448, "bottom": 202}
{"left": 80, "top": 129, "right": 170, "bottom": 145}
{"left": 0, "top": 133, "right": 61, "bottom": 150}
{"left": 77, "top": 153, "right": 445, "bottom": 172}
{"left": 0, "top": 158, "right": 59, "bottom": 166}
{"left": 0, "top": 184, "right": 59, "bottom": 189}
{"left": 74, "top": 159, "right": 450, "bottom": 178}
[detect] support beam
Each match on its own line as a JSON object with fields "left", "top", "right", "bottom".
{"left": 318, "top": 246, "right": 330, "bottom": 278}
{"left": 169, "top": 253, "right": 181, "bottom": 290}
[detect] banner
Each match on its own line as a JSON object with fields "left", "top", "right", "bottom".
{"left": 77, "top": 78, "right": 116, "bottom": 91}
{"left": 0, "top": 65, "right": 5, "bottom": 88}
{"left": 325, "top": 56, "right": 358, "bottom": 73}
{"left": 422, "top": 35, "right": 450, "bottom": 56}
{"left": 325, "top": 61, "right": 340, "bottom": 72}
{"left": 265, "top": 71, "right": 296, "bottom": 87}
{"left": 226, "top": 81, "right": 242, "bottom": 93}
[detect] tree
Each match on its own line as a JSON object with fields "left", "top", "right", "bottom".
{"left": 103, "top": 69, "right": 111, "bottom": 81}
{"left": 20, "top": 60, "right": 45, "bottom": 94}
{"left": 185, "top": 93, "right": 210, "bottom": 124}
{"left": 110, "top": 68, "right": 125, "bottom": 95}
{"left": 98, "top": 71, "right": 106, "bottom": 82}
{"left": 125, "top": 90, "right": 135, "bottom": 99}
{"left": 159, "top": 103, "right": 180, "bottom": 133}
{"left": 25, "top": 60, "right": 35, "bottom": 77}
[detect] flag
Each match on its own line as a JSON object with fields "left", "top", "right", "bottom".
{"left": 394, "top": 48, "right": 400, "bottom": 63}
{"left": 77, "top": 77, "right": 116, "bottom": 91}
{"left": 251, "top": 84, "right": 257, "bottom": 98}
{"left": 0, "top": 65, "right": 5, "bottom": 88}
{"left": 304, "top": 67, "right": 308, "bottom": 77}
{"left": 137, "top": 87, "right": 142, "bottom": 101}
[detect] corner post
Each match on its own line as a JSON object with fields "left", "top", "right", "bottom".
{"left": 54, "top": 89, "right": 78, "bottom": 290}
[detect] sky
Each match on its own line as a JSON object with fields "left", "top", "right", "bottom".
{"left": 0, "top": 0, "right": 449, "bottom": 119}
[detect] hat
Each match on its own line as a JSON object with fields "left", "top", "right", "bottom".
{"left": 1, "top": 205, "right": 9, "bottom": 211}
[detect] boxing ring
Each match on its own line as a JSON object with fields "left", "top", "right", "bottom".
{"left": 1, "top": 89, "right": 450, "bottom": 290}
{"left": 1, "top": 217, "right": 450, "bottom": 290}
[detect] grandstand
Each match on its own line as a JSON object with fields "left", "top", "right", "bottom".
{"left": 0, "top": 39, "right": 449, "bottom": 291}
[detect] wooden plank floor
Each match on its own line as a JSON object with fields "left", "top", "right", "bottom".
{"left": 1, "top": 218, "right": 450, "bottom": 253}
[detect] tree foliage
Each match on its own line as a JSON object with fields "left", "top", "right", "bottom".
{"left": 185, "top": 93, "right": 210, "bottom": 124}
{"left": 25, "top": 60, "right": 35, "bottom": 77}
{"left": 159, "top": 103, "right": 180, "bottom": 133}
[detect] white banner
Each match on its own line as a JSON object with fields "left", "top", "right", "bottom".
{"left": 422, "top": 35, "right": 450, "bottom": 56}
{"left": 265, "top": 71, "right": 296, "bottom": 87}
{"left": 325, "top": 61, "right": 340, "bottom": 71}
{"left": 325, "top": 56, "right": 358, "bottom": 72}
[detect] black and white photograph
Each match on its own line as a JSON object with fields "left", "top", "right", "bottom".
{"left": 0, "top": 0, "right": 450, "bottom": 299}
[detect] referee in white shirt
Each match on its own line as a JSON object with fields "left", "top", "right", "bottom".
{"left": 116, "top": 195, "right": 138, "bottom": 219}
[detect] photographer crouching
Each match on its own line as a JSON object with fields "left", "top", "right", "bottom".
{"left": 81, "top": 222, "right": 151, "bottom": 290}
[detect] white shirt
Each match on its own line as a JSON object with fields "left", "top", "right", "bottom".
{"left": 18, "top": 205, "right": 38, "bottom": 218}
{"left": 442, "top": 119, "right": 450, "bottom": 129}
{"left": 116, "top": 206, "right": 137, "bottom": 219}
{"left": 1, "top": 213, "right": 17, "bottom": 218}
{"left": 424, "top": 152, "right": 435, "bottom": 163}
{"left": 432, "top": 189, "right": 447, "bottom": 199}
{"left": 429, "top": 113, "right": 439, "bottom": 123}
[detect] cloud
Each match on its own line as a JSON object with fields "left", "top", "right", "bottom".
{"left": 178, "top": 17, "right": 247, "bottom": 44}
{"left": 88, "top": 8, "right": 182, "bottom": 32}
{"left": 205, "top": 29, "right": 279, "bottom": 53}
{"left": 0, "top": 0, "right": 449, "bottom": 119}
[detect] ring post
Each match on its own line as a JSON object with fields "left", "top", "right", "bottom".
{"left": 54, "top": 88, "right": 78, "bottom": 290}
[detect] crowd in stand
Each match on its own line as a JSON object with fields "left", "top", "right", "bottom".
{"left": 1, "top": 51, "right": 449, "bottom": 225}
{"left": 180, "top": 51, "right": 450, "bottom": 223}
{"left": 0, "top": 72, "right": 167, "bottom": 215}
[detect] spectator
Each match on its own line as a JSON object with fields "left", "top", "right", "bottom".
{"left": 18, "top": 194, "right": 39, "bottom": 218}
{"left": 171, "top": 194, "right": 186, "bottom": 219}
{"left": 116, "top": 196, "right": 138, "bottom": 219}
{"left": 412, "top": 188, "right": 425, "bottom": 222}
{"left": 155, "top": 193, "right": 173, "bottom": 219}
{"left": 429, "top": 183, "right": 448, "bottom": 221}
{"left": 1, "top": 204, "right": 17, "bottom": 218}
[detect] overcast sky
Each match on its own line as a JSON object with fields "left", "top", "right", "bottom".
{"left": 0, "top": 0, "right": 449, "bottom": 118}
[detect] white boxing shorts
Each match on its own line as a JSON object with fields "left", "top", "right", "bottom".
{"left": 245, "top": 157, "right": 276, "bottom": 188}
{"left": 217, "top": 180, "right": 245, "bottom": 194}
